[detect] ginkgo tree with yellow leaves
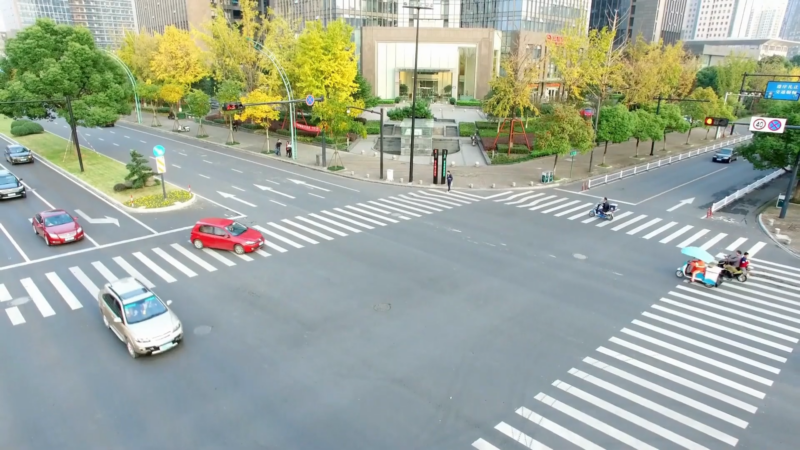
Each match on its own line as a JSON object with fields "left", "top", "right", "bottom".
{"left": 117, "top": 30, "right": 160, "bottom": 83}
{"left": 236, "top": 88, "right": 281, "bottom": 150}
{"left": 150, "top": 25, "right": 207, "bottom": 128}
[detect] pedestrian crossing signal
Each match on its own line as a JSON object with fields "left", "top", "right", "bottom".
{"left": 223, "top": 102, "right": 244, "bottom": 112}
{"left": 704, "top": 117, "right": 729, "bottom": 127}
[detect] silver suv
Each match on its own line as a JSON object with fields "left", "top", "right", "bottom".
{"left": 0, "top": 169, "right": 25, "bottom": 200}
{"left": 97, "top": 277, "right": 183, "bottom": 359}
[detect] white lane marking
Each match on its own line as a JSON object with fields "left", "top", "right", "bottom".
{"left": 70, "top": 266, "right": 99, "bottom": 298}
{"left": 581, "top": 214, "right": 600, "bottom": 223}
{"left": 253, "top": 225, "right": 304, "bottom": 248}
{"left": 199, "top": 174, "right": 210, "bottom": 179}
{"left": 660, "top": 224, "right": 693, "bottom": 243}
{"left": 270, "top": 200, "right": 286, "bottom": 207}
{"left": 0, "top": 223, "right": 30, "bottom": 262}
{"left": 743, "top": 281, "right": 800, "bottom": 300}
{"left": 416, "top": 191, "right": 468, "bottom": 206}
{"left": 171, "top": 244, "right": 217, "bottom": 272}
{"left": 140, "top": 140, "right": 146, "bottom": 143}
{"left": 554, "top": 202, "right": 592, "bottom": 217}
{"left": 643, "top": 311, "right": 786, "bottom": 362}
{"left": 597, "top": 346, "right": 758, "bottom": 413}
{"left": 171, "top": 164, "right": 181, "bottom": 168}
{"left": 265, "top": 180, "right": 280, "bottom": 185}
{"left": 201, "top": 248, "right": 236, "bottom": 266}
{"left": 484, "top": 191, "right": 514, "bottom": 200}
{"left": 295, "top": 216, "right": 348, "bottom": 236}
{"left": 308, "top": 213, "right": 361, "bottom": 233}
{"left": 751, "top": 257, "right": 800, "bottom": 272}
{"left": 492, "top": 191, "right": 526, "bottom": 202}
{"left": 720, "top": 283, "right": 800, "bottom": 310}
{"left": 636, "top": 167, "right": 729, "bottom": 205}
{"left": 357, "top": 203, "right": 410, "bottom": 220}
{"left": 541, "top": 199, "right": 580, "bottom": 214}
{"left": 133, "top": 252, "right": 177, "bottom": 283}
{"left": 492, "top": 423, "right": 552, "bottom": 450}
{"left": 321, "top": 210, "right": 374, "bottom": 229}
{"left": 610, "top": 337, "right": 767, "bottom": 398}
{"left": 152, "top": 247, "right": 197, "bottom": 277}
{"left": 109, "top": 131, "right": 115, "bottom": 134}
{"left": 369, "top": 200, "right": 422, "bottom": 217}
{"left": 596, "top": 211, "right": 632, "bottom": 227}
{"left": 203, "top": 160, "right": 212, "bottom": 164}
{"left": 6, "top": 307, "right": 24, "bottom": 325}
{"left": 268, "top": 222, "right": 319, "bottom": 244}
{"left": 504, "top": 193, "right": 544, "bottom": 205}
{"left": 309, "top": 193, "right": 325, "bottom": 199}
{"left": 516, "top": 406, "right": 602, "bottom": 450}
{"left": 583, "top": 356, "right": 749, "bottom": 428}
{"left": 113, "top": 143, "right": 119, "bottom": 146}
{"left": 677, "top": 229, "right": 710, "bottom": 248}
{"left": 0, "top": 284, "right": 10, "bottom": 302}
{"left": 124, "top": 135, "right": 130, "bottom": 138}
{"left": 232, "top": 169, "right": 243, "bottom": 173}
{"left": 231, "top": 186, "right": 246, "bottom": 192}
{"left": 20, "top": 278, "right": 55, "bottom": 317}
{"left": 45, "top": 272, "right": 82, "bottom": 310}
{"left": 610, "top": 214, "right": 648, "bottom": 232}
{"left": 627, "top": 218, "right": 662, "bottom": 235}
{"left": 98, "top": 138, "right": 104, "bottom": 141}
{"left": 113, "top": 256, "right": 155, "bottom": 288}
{"left": 518, "top": 195, "right": 555, "bottom": 209}
{"left": 748, "top": 241, "right": 767, "bottom": 256}
{"left": 334, "top": 207, "right": 388, "bottom": 226}
{"left": 346, "top": 205, "right": 399, "bottom": 223}
{"left": 92, "top": 261, "right": 118, "bottom": 282}
{"left": 282, "top": 219, "right": 334, "bottom": 240}
{"left": 530, "top": 198, "right": 569, "bottom": 211}
{"left": 445, "top": 190, "right": 483, "bottom": 201}
{"left": 255, "top": 249, "right": 270, "bottom": 257}
{"left": 472, "top": 437, "right": 503, "bottom": 450}
{"left": 642, "top": 221, "right": 677, "bottom": 239}
{"left": 535, "top": 392, "right": 651, "bottom": 450}
{"left": 676, "top": 285, "right": 800, "bottom": 324}
{"left": 234, "top": 252, "right": 254, "bottom": 261}
{"left": 393, "top": 195, "right": 443, "bottom": 211}
{"left": 727, "top": 237, "right": 748, "bottom": 251}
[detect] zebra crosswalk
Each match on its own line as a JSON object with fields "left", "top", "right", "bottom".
{"left": 473, "top": 257, "right": 800, "bottom": 450}
{"left": 0, "top": 189, "right": 483, "bottom": 327}
{"left": 488, "top": 190, "right": 770, "bottom": 256}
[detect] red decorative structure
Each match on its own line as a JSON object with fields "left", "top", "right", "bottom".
{"left": 491, "top": 118, "right": 532, "bottom": 155}
{"left": 281, "top": 110, "right": 321, "bottom": 137}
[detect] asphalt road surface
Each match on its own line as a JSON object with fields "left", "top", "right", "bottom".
{"left": 2, "top": 122, "right": 800, "bottom": 450}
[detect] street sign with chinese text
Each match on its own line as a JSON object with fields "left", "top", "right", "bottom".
{"left": 764, "top": 81, "right": 800, "bottom": 101}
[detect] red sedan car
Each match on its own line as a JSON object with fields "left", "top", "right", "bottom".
{"left": 32, "top": 209, "right": 84, "bottom": 246}
{"left": 190, "top": 218, "right": 264, "bottom": 254}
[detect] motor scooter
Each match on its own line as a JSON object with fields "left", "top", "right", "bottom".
{"left": 589, "top": 203, "right": 617, "bottom": 220}
{"left": 716, "top": 259, "right": 750, "bottom": 282}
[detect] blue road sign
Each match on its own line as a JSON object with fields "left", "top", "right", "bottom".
{"left": 306, "top": 95, "right": 315, "bottom": 107}
{"left": 768, "top": 119, "right": 783, "bottom": 131}
{"left": 153, "top": 145, "right": 165, "bottom": 157}
{"left": 764, "top": 81, "right": 800, "bottom": 101}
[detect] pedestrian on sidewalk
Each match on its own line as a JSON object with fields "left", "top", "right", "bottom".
{"left": 446, "top": 171, "right": 453, "bottom": 192}
{"left": 286, "top": 143, "right": 292, "bottom": 158}
{"left": 275, "top": 140, "right": 282, "bottom": 156}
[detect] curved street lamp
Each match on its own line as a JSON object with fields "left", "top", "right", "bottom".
{"left": 103, "top": 50, "right": 142, "bottom": 125}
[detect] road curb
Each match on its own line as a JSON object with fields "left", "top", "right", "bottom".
{"left": 757, "top": 212, "right": 800, "bottom": 260}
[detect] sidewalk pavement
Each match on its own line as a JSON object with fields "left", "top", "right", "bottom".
{"left": 121, "top": 111, "right": 745, "bottom": 189}
{"left": 761, "top": 203, "right": 800, "bottom": 256}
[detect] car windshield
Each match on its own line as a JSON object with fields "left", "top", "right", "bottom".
{"left": 0, "top": 175, "right": 17, "bottom": 185}
{"left": 123, "top": 296, "right": 167, "bottom": 324}
{"left": 10, "top": 146, "right": 29, "bottom": 154}
{"left": 226, "top": 222, "right": 249, "bottom": 236}
{"left": 43, "top": 213, "right": 73, "bottom": 227}
{"left": 719, "top": 149, "right": 732, "bottom": 155}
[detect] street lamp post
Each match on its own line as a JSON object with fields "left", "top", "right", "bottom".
{"left": 403, "top": 1, "right": 432, "bottom": 184}
{"left": 347, "top": 106, "right": 385, "bottom": 179}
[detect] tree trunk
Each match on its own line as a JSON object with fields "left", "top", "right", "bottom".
{"left": 552, "top": 154, "right": 559, "bottom": 177}
{"left": 685, "top": 127, "right": 693, "bottom": 145}
{"left": 227, "top": 115, "right": 235, "bottom": 144}
{"left": 151, "top": 105, "right": 160, "bottom": 127}
{"left": 663, "top": 132, "right": 667, "bottom": 151}
{"left": 602, "top": 141, "right": 609, "bottom": 165}
{"left": 635, "top": 138, "right": 640, "bottom": 157}
{"left": 262, "top": 125, "right": 271, "bottom": 152}
{"left": 705, "top": 128, "right": 711, "bottom": 140}
{"left": 196, "top": 119, "right": 206, "bottom": 138}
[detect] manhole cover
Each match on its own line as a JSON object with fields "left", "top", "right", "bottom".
{"left": 573, "top": 253, "right": 587, "bottom": 260}
{"left": 194, "top": 325, "right": 213, "bottom": 336}
{"left": 9, "top": 297, "right": 29, "bottom": 307}
{"left": 374, "top": 303, "right": 391, "bottom": 312}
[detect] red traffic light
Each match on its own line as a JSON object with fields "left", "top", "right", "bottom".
{"left": 704, "top": 117, "right": 729, "bottom": 127}
{"left": 704, "top": 117, "right": 714, "bottom": 126}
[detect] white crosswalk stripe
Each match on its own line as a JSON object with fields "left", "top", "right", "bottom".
{"left": 416, "top": 191, "right": 470, "bottom": 205}
{"left": 152, "top": 247, "right": 197, "bottom": 277}
{"left": 627, "top": 217, "right": 661, "bottom": 235}
{"left": 610, "top": 214, "right": 647, "bottom": 231}
{"left": 282, "top": 218, "right": 336, "bottom": 240}
{"left": 296, "top": 215, "right": 350, "bottom": 235}
{"left": 171, "top": 244, "right": 217, "bottom": 272}
{"left": 46, "top": 272, "right": 82, "bottom": 310}
{"left": 92, "top": 261, "right": 119, "bottom": 282}
{"left": 133, "top": 252, "right": 177, "bottom": 283}
{"left": 529, "top": 197, "right": 567, "bottom": 211}
{"left": 390, "top": 196, "right": 442, "bottom": 212}
{"left": 202, "top": 248, "right": 237, "bottom": 266}
{"left": 541, "top": 199, "right": 580, "bottom": 214}
{"left": 333, "top": 208, "right": 388, "bottom": 226}
{"left": 402, "top": 193, "right": 453, "bottom": 208}
{"left": 554, "top": 202, "right": 592, "bottom": 217}
{"left": 268, "top": 222, "right": 320, "bottom": 244}
{"left": 355, "top": 203, "right": 410, "bottom": 221}
{"left": 113, "top": 256, "right": 156, "bottom": 288}
{"left": 345, "top": 206, "right": 398, "bottom": 224}
{"left": 596, "top": 211, "right": 631, "bottom": 227}
{"left": 320, "top": 210, "right": 374, "bottom": 229}
{"left": 253, "top": 225, "right": 305, "bottom": 248}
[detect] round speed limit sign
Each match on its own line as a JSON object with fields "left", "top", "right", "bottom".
{"left": 751, "top": 118, "right": 767, "bottom": 130}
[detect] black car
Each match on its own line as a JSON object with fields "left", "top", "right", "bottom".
{"left": 4, "top": 144, "right": 34, "bottom": 164}
{"left": 712, "top": 147, "right": 738, "bottom": 163}
{"left": 0, "top": 169, "right": 26, "bottom": 200}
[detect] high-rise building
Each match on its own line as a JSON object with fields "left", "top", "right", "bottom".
{"left": 748, "top": 0, "right": 788, "bottom": 39}
{"left": 134, "top": 0, "right": 213, "bottom": 34}
{"left": 683, "top": 0, "right": 788, "bottom": 40}
{"left": 781, "top": 0, "right": 800, "bottom": 41}
{"left": 590, "top": 0, "right": 686, "bottom": 45}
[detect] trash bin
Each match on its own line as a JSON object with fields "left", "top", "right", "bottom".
{"left": 386, "top": 169, "right": 394, "bottom": 181}
{"left": 541, "top": 172, "right": 547, "bottom": 183}
{"left": 315, "top": 154, "right": 321, "bottom": 166}
{"left": 777, "top": 193, "right": 786, "bottom": 208}
{"left": 177, "top": 112, "right": 186, "bottom": 120}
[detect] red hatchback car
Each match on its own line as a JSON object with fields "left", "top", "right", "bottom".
{"left": 32, "top": 209, "right": 84, "bottom": 246}
{"left": 190, "top": 218, "right": 264, "bottom": 254}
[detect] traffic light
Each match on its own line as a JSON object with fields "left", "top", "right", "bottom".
{"left": 704, "top": 117, "right": 729, "bottom": 127}
{"left": 223, "top": 102, "right": 244, "bottom": 112}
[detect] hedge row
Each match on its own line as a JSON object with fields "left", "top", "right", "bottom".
{"left": 10, "top": 119, "right": 44, "bottom": 136}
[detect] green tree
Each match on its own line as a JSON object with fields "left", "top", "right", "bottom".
{"left": 715, "top": 55, "right": 757, "bottom": 97}
{"left": 595, "top": 104, "right": 632, "bottom": 165}
{"left": 630, "top": 109, "right": 664, "bottom": 157}
{"left": 124, "top": 150, "right": 155, "bottom": 189}
{"left": 680, "top": 87, "right": 718, "bottom": 144}
{"left": 185, "top": 89, "right": 211, "bottom": 137}
{"left": 137, "top": 82, "right": 163, "bottom": 127}
{"left": 0, "top": 19, "right": 131, "bottom": 164}
{"left": 581, "top": 15, "right": 626, "bottom": 133}
{"left": 657, "top": 103, "right": 690, "bottom": 151}
{"left": 354, "top": 72, "right": 379, "bottom": 108}
{"left": 695, "top": 66, "right": 720, "bottom": 93}
{"left": 117, "top": 29, "right": 160, "bottom": 83}
{"left": 537, "top": 103, "right": 595, "bottom": 176}
{"left": 216, "top": 80, "right": 243, "bottom": 144}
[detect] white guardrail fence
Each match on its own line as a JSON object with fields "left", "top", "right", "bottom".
{"left": 709, "top": 168, "right": 786, "bottom": 213}
{"left": 585, "top": 134, "right": 753, "bottom": 189}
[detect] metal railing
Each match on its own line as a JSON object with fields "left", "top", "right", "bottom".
{"left": 585, "top": 135, "right": 753, "bottom": 189}
{"left": 710, "top": 168, "right": 786, "bottom": 213}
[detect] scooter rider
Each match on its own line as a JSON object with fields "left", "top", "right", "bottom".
{"left": 596, "top": 197, "right": 610, "bottom": 215}
{"left": 723, "top": 250, "right": 742, "bottom": 275}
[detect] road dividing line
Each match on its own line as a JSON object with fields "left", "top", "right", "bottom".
{"left": 70, "top": 267, "right": 100, "bottom": 298}
{"left": 659, "top": 225, "right": 693, "bottom": 243}
{"left": 20, "top": 278, "right": 55, "bottom": 317}
{"left": 231, "top": 186, "right": 246, "bottom": 192}
{"left": 171, "top": 244, "right": 217, "bottom": 271}
{"left": 0, "top": 223, "right": 30, "bottom": 262}
{"left": 309, "top": 193, "right": 325, "bottom": 199}
{"left": 6, "top": 307, "right": 24, "bottom": 325}
{"left": 201, "top": 249, "right": 236, "bottom": 266}
{"left": 46, "top": 272, "right": 82, "bottom": 310}
{"left": 270, "top": 200, "right": 287, "bottom": 206}
{"left": 92, "top": 261, "right": 118, "bottom": 282}
{"left": 516, "top": 406, "right": 602, "bottom": 450}
{"left": 152, "top": 247, "right": 197, "bottom": 277}
{"left": 133, "top": 252, "right": 177, "bottom": 283}
{"left": 491, "top": 423, "right": 551, "bottom": 450}
{"left": 113, "top": 256, "right": 155, "bottom": 288}
{"left": 232, "top": 169, "right": 243, "bottom": 173}
{"left": 199, "top": 174, "right": 210, "bottom": 179}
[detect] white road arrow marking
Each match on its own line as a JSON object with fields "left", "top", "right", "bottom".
{"left": 667, "top": 197, "right": 695, "bottom": 212}
{"left": 254, "top": 184, "right": 296, "bottom": 198}
{"left": 74, "top": 209, "right": 119, "bottom": 226}
{"left": 217, "top": 191, "right": 256, "bottom": 207}
{"left": 288, "top": 178, "right": 330, "bottom": 192}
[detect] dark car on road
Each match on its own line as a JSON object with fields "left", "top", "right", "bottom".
{"left": 712, "top": 147, "right": 738, "bottom": 163}
{"left": 4, "top": 144, "right": 34, "bottom": 164}
{"left": 0, "top": 169, "right": 25, "bottom": 200}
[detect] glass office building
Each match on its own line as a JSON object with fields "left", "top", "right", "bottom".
{"left": 16, "top": 0, "right": 137, "bottom": 47}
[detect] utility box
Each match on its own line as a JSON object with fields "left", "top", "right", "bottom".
{"left": 777, "top": 193, "right": 786, "bottom": 208}
{"left": 387, "top": 169, "right": 394, "bottom": 181}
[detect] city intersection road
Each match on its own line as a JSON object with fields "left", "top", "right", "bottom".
{"left": 2, "top": 181, "right": 800, "bottom": 450}
{"left": 557, "top": 137, "right": 770, "bottom": 222}
{"left": 41, "top": 119, "right": 408, "bottom": 224}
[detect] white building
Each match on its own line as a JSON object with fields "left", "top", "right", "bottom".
{"left": 682, "top": 0, "right": 788, "bottom": 40}
{"left": 748, "top": 0, "right": 788, "bottom": 38}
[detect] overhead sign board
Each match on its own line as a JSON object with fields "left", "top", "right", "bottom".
{"left": 764, "top": 81, "right": 800, "bottom": 101}
{"left": 749, "top": 116, "right": 787, "bottom": 134}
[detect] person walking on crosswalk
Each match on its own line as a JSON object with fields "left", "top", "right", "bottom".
{"left": 446, "top": 171, "right": 453, "bottom": 192}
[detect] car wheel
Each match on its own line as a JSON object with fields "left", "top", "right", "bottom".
{"left": 32, "top": 223, "right": 36, "bottom": 235}
{"left": 102, "top": 314, "right": 109, "bottom": 329}
{"left": 44, "top": 235, "right": 50, "bottom": 246}
{"left": 193, "top": 239, "right": 204, "bottom": 249}
{"left": 21, "top": 192, "right": 26, "bottom": 198}
{"left": 234, "top": 244, "right": 245, "bottom": 255}
{"left": 126, "top": 340, "right": 139, "bottom": 359}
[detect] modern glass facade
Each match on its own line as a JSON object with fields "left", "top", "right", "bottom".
{"left": 272, "top": 0, "right": 460, "bottom": 29}
{"left": 16, "top": 0, "right": 137, "bottom": 47}
{"left": 590, "top": 0, "right": 686, "bottom": 45}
